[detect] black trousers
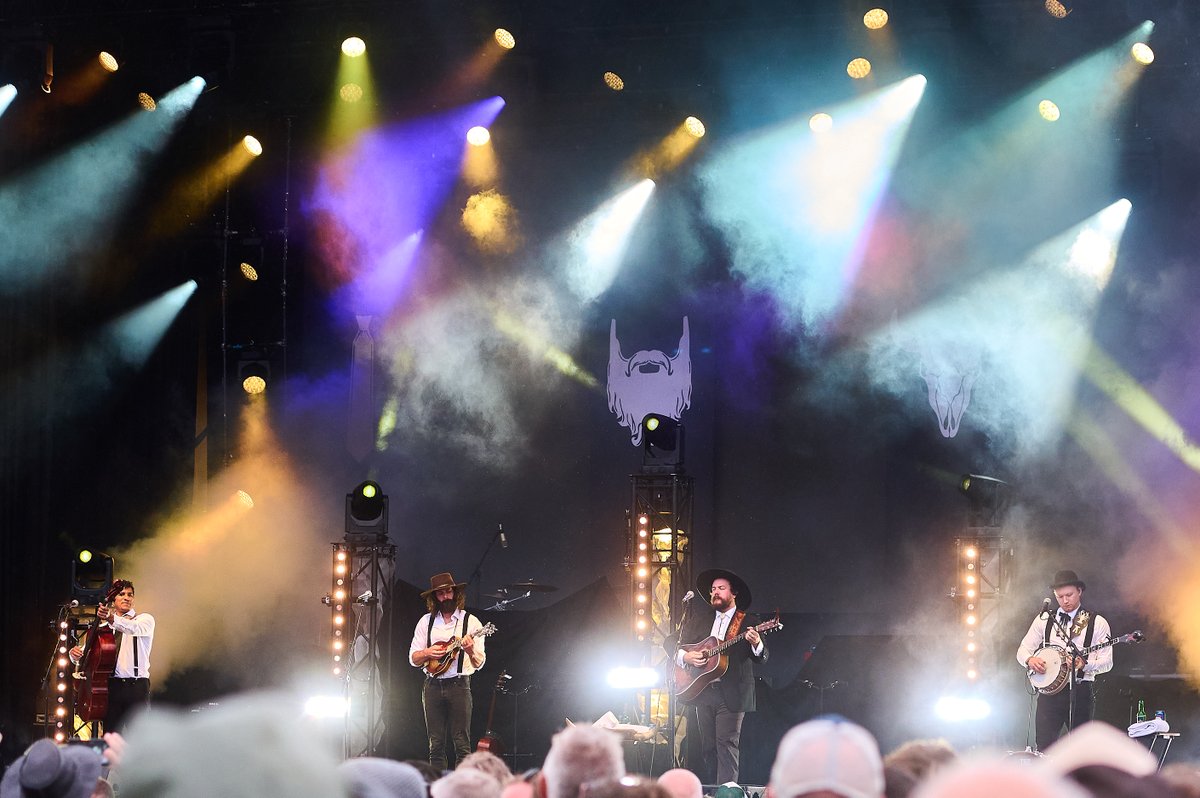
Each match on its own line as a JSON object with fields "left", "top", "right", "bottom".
{"left": 422, "top": 676, "right": 472, "bottom": 772}
{"left": 1035, "top": 680, "right": 1094, "bottom": 751}
{"left": 106, "top": 678, "right": 150, "bottom": 734}
{"left": 691, "top": 690, "right": 745, "bottom": 785}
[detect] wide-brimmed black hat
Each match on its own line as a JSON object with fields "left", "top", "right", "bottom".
{"left": 696, "top": 568, "right": 752, "bottom": 610}
{"left": 421, "top": 572, "right": 467, "bottom": 597}
{"left": 1050, "top": 570, "right": 1086, "bottom": 591}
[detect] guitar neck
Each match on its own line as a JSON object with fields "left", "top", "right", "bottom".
{"left": 711, "top": 622, "right": 773, "bottom": 654}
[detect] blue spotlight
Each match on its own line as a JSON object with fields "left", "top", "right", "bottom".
{"left": 109, "top": 280, "right": 198, "bottom": 367}
{"left": 0, "top": 84, "right": 15, "bottom": 117}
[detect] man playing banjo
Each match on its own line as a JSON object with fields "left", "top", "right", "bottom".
{"left": 1016, "top": 569, "right": 1112, "bottom": 751}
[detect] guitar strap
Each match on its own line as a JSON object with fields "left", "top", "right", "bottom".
{"left": 725, "top": 611, "right": 745, "bottom": 641}
{"left": 458, "top": 612, "right": 471, "bottom": 673}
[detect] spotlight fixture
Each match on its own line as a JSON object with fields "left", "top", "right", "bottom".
{"left": 494, "top": 28, "right": 516, "bottom": 50}
{"left": 683, "top": 116, "right": 705, "bottom": 138}
{"left": 1130, "top": 42, "right": 1154, "bottom": 64}
{"left": 71, "top": 550, "right": 113, "bottom": 604}
{"left": 98, "top": 52, "right": 119, "bottom": 72}
{"left": 137, "top": 92, "right": 156, "bottom": 111}
{"left": 958, "top": 474, "right": 1011, "bottom": 528}
{"left": 239, "top": 262, "right": 259, "bottom": 281}
{"left": 236, "top": 490, "right": 255, "bottom": 508}
{"left": 640, "top": 413, "right": 685, "bottom": 473}
{"left": 466, "top": 125, "right": 491, "bottom": 146}
{"left": 603, "top": 71, "right": 625, "bottom": 91}
{"left": 239, "top": 360, "right": 269, "bottom": 394}
{"left": 1044, "top": 0, "right": 1070, "bottom": 18}
{"left": 41, "top": 42, "right": 53, "bottom": 94}
{"left": 242, "top": 135, "right": 263, "bottom": 156}
{"left": 339, "top": 82, "right": 363, "bottom": 103}
{"left": 1037, "top": 99, "right": 1060, "bottom": 121}
{"left": 863, "top": 8, "right": 889, "bottom": 29}
{"left": 342, "top": 37, "right": 366, "bottom": 57}
{"left": 809, "top": 112, "right": 833, "bottom": 132}
{"left": 345, "top": 480, "right": 388, "bottom": 542}
{"left": 847, "top": 57, "right": 872, "bottom": 79}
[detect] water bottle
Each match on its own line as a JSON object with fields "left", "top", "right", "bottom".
{"left": 1136, "top": 699, "right": 1147, "bottom": 723}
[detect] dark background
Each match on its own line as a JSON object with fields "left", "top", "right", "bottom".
{"left": 2, "top": 0, "right": 1199, "bottom": 781}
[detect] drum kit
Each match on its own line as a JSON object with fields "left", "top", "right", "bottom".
{"left": 483, "top": 579, "right": 558, "bottom": 611}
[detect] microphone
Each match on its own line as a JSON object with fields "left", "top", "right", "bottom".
{"left": 356, "top": 590, "right": 373, "bottom": 604}
{"left": 1040, "top": 598, "right": 1052, "bottom": 618}
{"left": 681, "top": 590, "right": 696, "bottom": 603}
{"left": 498, "top": 523, "right": 508, "bottom": 549}
{"left": 69, "top": 600, "right": 79, "bottom": 607}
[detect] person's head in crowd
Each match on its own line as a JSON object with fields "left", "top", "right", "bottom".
{"left": 583, "top": 776, "right": 671, "bottom": 798}
{"left": 1160, "top": 763, "right": 1200, "bottom": 798}
{"left": 656, "top": 768, "right": 702, "bottom": 798}
{"left": 882, "top": 765, "right": 917, "bottom": 798}
{"left": 1042, "top": 721, "right": 1157, "bottom": 777}
{"left": 540, "top": 726, "right": 625, "bottom": 798}
{"left": 0, "top": 738, "right": 105, "bottom": 798}
{"left": 118, "top": 692, "right": 345, "bottom": 798}
{"left": 458, "top": 751, "right": 514, "bottom": 785}
{"left": 501, "top": 779, "right": 536, "bottom": 798}
{"left": 768, "top": 716, "right": 884, "bottom": 798}
{"left": 910, "top": 759, "right": 1089, "bottom": 798}
{"left": 406, "top": 760, "right": 444, "bottom": 784}
{"left": 1064, "top": 765, "right": 1184, "bottom": 798}
{"left": 714, "top": 783, "right": 745, "bottom": 798}
{"left": 882, "top": 740, "right": 956, "bottom": 783}
{"left": 432, "top": 768, "right": 502, "bottom": 798}
{"left": 340, "top": 758, "right": 429, "bottom": 798}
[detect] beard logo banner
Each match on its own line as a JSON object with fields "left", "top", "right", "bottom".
{"left": 607, "top": 317, "right": 692, "bottom": 446}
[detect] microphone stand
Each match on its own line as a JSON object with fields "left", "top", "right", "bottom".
{"left": 1052, "top": 614, "right": 1084, "bottom": 736}
{"left": 467, "top": 526, "right": 505, "bottom": 608}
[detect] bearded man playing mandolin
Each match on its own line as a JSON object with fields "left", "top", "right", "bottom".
{"left": 666, "top": 568, "right": 771, "bottom": 786}
{"left": 409, "top": 571, "right": 488, "bottom": 772}
{"left": 1017, "top": 569, "right": 1113, "bottom": 751}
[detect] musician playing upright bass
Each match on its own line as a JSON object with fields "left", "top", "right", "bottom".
{"left": 665, "top": 569, "right": 767, "bottom": 786}
{"left": 1016, "top": 569, "right": 1112, "bottom": 751}
{"left": 409, "top": 571, "right": 486, "bottom": 772}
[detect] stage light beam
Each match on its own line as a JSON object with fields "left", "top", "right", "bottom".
{"left": 563, "top": 179, "right": 656, "bottom": 301}
{"left": 0, "top": 84, "right": 15, "bottom": 117}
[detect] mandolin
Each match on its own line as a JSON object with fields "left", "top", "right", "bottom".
{"left": 425, "top": 622, "right": 497, "bottom": 677}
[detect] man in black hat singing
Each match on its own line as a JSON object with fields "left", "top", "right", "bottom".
{"left": 1016, "top": 569, "right": 1112, "bottom": 751}
{"left": 409, "top": 572, "right": 487, "bottom": 771}
{"left": 665, "top": 569, "right": 768, "bottom": 785}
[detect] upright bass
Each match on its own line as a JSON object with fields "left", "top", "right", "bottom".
{"left": 72, "top": 583, "right": 122, "bottom": 722}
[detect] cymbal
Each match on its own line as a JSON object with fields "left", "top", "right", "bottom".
{"left": 505, "top": 580, "right": 558, "bottom": 593}
{"left": 483, "top": 591, "right": 510, "bottom": 600}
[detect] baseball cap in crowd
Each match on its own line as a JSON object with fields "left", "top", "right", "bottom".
{"left": 769, "top": 717, "right": 884, "bottom": 798}
{"left": 340, "top": 758, "right": 429, "bottom": 798}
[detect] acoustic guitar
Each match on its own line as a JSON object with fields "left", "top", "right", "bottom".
{"left": 425, "top": 622, "right": 497, "bottom": 677}
{"left": 476, "top": 671, "right": 508, "bottom": 755}
{"left": 672, "top": 614, "right": 782, "bottom": 702}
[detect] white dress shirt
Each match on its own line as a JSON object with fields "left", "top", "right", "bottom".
{"left": 408, "top": 609, "right": 486, "bottom": 677}
{"left": 1016, "top": 606, "right": 1112, "bottom": 681}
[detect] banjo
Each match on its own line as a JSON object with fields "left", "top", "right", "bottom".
{"left": 1028, "top": 630, "right": 1144, "bottom": 695}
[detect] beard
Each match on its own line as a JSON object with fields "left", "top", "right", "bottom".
{"left": 438, "top": 597, "right": 457, "bottom": 614}
{"left": 711, "top": 595, "right": 732, "bottom": 611}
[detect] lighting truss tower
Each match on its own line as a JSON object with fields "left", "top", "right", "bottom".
{"left": 333, "top": 540, "right": 395, "bottom": 758}
{"left": 626, "top": 472, "right": 694, "bottom": 766}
